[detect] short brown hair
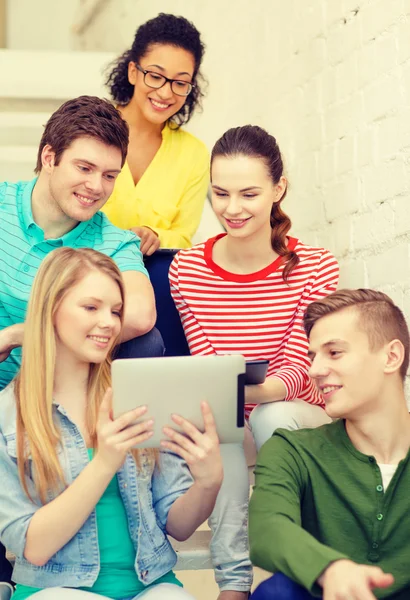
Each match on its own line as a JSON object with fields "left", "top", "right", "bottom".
{"left": 303, "top": 289, "right": 410, "bottom": 380}
{"left": 35, "top": 96, "right": 129, "bottom": 173}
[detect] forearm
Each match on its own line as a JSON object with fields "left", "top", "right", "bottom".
{"left": 4, "top": 323, "right": 24, "bottom": 348}
{"left": 121, "top": 272, "right": 157, "bottom": 340}
{"left": 24, "top": 455, "right": 113, "bottom": 566}
{"left": 166, "top": 480, "right": 220, "bottom": 541}
{"left": 246, "top": 377, "right": 287, "bottom": 405}
{"left": 249, "top": 514, "right": 347, "bottom": 593}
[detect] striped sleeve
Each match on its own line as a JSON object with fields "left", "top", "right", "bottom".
{"left": 271, "top": 250, "right": 339, "bottom": 403}
{"left": 169, "top": 252, "right": 215, "bottom": 355}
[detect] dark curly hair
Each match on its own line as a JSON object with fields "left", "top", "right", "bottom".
{"left": 106, "top": 13, "right": 205, "bottom": 128}
{"left": 211, "top": 126, "right": 299, "bottom": 283}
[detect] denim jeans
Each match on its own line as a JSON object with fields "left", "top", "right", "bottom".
{"left": 248, "top": 399, "right": 331, "bottom": 451}
{"left": 250, "top": 573, "right": 316, "bottom": 599}
{"left": 208, "top": 443, "right": 253, "bottom": 593}
{"left": 114, "top": 327, "right": 165, "bottom": 359}
{"left": 0, "top": 328, "right": 165, "bottom": 587}
{"left": 0, "top": 549, "right": 11, "bottom": 585}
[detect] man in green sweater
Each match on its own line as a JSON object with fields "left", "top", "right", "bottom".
{"left": 249, "top": 289, "right": 410, "bottom": 600}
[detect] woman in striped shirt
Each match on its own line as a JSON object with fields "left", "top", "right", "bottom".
{"left": 169, "top": 125, "right": 339, "bottom": 600}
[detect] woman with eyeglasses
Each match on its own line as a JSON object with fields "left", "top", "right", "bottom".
{"left": 103, "top": 13, "right": 209, "bottom": 255}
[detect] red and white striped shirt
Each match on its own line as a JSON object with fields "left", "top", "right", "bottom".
{"left": 169, "top": 234, "right": 339, "bottom": 416}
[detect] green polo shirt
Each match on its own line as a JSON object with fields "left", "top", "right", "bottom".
{"left": 0, "top": 179, "right": 148, "bottom": 390}
{"left": 249, "top": 420, "right": 410, "bottom": 599}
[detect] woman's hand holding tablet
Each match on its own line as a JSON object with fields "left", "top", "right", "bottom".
{"left": 161, "top": 401, "right": 223, "bottom": 489}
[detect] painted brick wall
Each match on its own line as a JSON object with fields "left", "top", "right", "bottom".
{"left": 79, "top": 0, "right": 410, "bottom": 302}
{"left": 271, "top": 0, "right": 410, "bottom": 314}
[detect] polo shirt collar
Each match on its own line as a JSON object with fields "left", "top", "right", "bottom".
{"left": 21, "top": 177, "right": 92, "bottom": 245}
{"left": 61, "top": 218, "right": 91, "bottom": 246}
{"left": 20, "top": 177, "right": 38, "bottom": 232}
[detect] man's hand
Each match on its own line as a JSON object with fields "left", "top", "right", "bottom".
{"left": 0, "top": 324, "right": 24, "bottom": 362}
{"left": 319, "top": 559, "right": 394, "bottom": 600}
{"left": 130, "top": 226, "right": 160, "bottom": 256}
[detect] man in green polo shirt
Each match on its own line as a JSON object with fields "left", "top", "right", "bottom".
{"left": 249, "top": 289, "right": 410, "bottom": 600}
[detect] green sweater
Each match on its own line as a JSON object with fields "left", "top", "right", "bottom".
{"left": 249, "top": 420, "right": 410, "bottom": 599}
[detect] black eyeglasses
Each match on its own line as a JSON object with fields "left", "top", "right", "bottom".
{"left": 135, "top": 64, "right": 194, "bottom": 97}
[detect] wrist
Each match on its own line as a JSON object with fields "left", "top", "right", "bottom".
{"left": 193, "top": 475, "right": 223, "bottom": 494}
{"left": 317, "top": 559, "right": 349, "bottom": 587}
{"left": 246, "top": 381, "right": 270, "bottom": 404}
{"left": 250, "top": 377, "right": 287, "bottom": 404}
{"left": 91, "top": 452, "right": 118, "bottom": 481}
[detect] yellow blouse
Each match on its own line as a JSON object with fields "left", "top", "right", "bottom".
{"left": 102, "top": 124, "right": 209, "bottom": 249}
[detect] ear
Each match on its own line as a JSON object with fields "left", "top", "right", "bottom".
{"left": 128, "top": 61, "right": 137, "bottom": 85}
{"left": 41, "top": 144, "right": 56, "bottom": 173}
{"left": 273, "top": 176, "right": 287, "bottom": 204}
{"left": 383, "top": 339, "right": 405, "bottom": 375}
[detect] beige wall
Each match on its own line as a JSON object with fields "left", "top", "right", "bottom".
{"left": 5, "top": 0, "right": 81, "bottom": 50}
{"left": 0, "top": 0, "right": 6, "bottom": 47}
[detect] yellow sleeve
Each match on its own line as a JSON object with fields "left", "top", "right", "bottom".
{"left": 149, "top": 149, "right": 209, "bottom": 249}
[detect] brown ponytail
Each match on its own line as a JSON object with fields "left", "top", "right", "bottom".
{"left": 270, "top": 198, "right": 299, "bottom": 282}
{"left": 211, "top": 125, "right": 299, "bottom": 282}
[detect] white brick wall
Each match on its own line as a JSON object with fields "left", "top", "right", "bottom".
{"left": 265, "top": 0, "right": 410, "bottom": 309}
{"left": 6, "top": 0, "right": 410, "bottom": 302}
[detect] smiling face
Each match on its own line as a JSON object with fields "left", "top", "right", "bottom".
{"left": 54, "top": 270, "right": 123, "bottom": 367}
{"left": 211, "top": 154, "right": 286, "bottom": 242}
{"left": 308, "top": 307, "right": 396, "bottom": 419}
{"left": 43, "top": 136, "right": 122, "bottom": 225}
{"left": 128, "top": 43, "right": 195, "bottom": 125}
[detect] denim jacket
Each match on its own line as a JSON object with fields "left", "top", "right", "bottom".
{"left": 0, "top": 384, "right": 193, "bottom": 588}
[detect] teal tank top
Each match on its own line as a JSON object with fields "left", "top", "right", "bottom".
{"left": 12, "top": 450, "right": 181, "bottom": 599}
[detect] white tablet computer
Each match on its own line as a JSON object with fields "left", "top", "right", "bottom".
{"left": 112, "top": 354, "right": 246, "bottom": 447}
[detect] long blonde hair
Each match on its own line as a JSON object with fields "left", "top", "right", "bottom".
{"left": 15, "top": 248, "right": 131, "bottom": 503}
